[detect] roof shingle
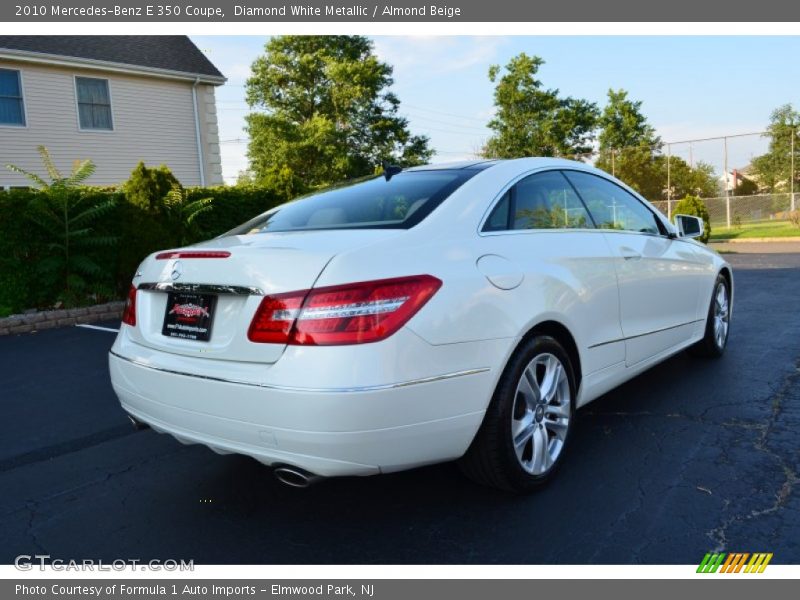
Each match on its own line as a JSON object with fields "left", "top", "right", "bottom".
{"left": 0, "top": 36, "right": 224, "bottom": 80}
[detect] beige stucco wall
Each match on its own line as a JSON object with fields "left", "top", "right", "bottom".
{"left": 0, "top": 59, "right": 223, "bottom": 188}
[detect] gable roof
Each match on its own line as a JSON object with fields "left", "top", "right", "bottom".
{"left": 0, "top": 36, "right": 225, "bottom": 84}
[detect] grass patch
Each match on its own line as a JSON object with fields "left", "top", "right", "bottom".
{"left": 709, "top": 220, "right": 800, "bottom": 240}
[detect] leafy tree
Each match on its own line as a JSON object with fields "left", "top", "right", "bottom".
{"left": 235, "top": 169, "right": 255, "bottom": 186}
{"left": 597, "top": 89, "right": 661, "bottom": 151}
{"left": 751, "top": 104, "right": 800, "bottom": 193}
{"left": 592, "top": 89, "right": 719, "bottom": 201}
{"left": 5, "top": 146, "right": 116, "bottom": 302}
{"left": 245, "top": 36, "right": 432, "bottom": 190}
{"left": 595, "top": 89, "right": 662, "bottom": 197}
{"left": 482, "top": 54, "right": 599, "bottom": 159}
{"left": 732, "top": 175, "right": 759, "bottom": 196}
{"left": 661, "top": 158, "right": 719, "bottom": 200}
{"left": 673, "top": 195, "right": 711, "bottom": 243}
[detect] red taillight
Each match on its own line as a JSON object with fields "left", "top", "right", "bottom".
{"left": 247, "top": 275, "right": 442, "bottom": 346}
{"left": 247, "top": 291, "right": 306, "bottom": 344}
{"left": 155, "top": 250, "right": 231, "bottom": 260}
{"left": 122, "top": 284, "right": 137, "bottom": 326}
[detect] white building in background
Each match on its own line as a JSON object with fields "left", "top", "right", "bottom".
{"left": 0, "top": 35, "right": 225, "bottom": 189}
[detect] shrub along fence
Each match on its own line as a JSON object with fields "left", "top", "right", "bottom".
{"left": 0, "top": 185, "right": 285, "bottom": 317}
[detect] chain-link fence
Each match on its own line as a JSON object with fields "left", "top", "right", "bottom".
{"left": 576, "top": 128, "right": 800, "bottom": 232}
{"left": 651, "top": 193, "right": 798, "bottom": 227}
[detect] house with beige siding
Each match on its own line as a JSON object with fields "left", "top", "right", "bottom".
{"left": 0, "top": 36, "right": 225, "bottom": 189}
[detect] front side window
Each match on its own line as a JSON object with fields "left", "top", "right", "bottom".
{"left": 227, "top": 170, "right": 477, "bottom": 235}
{"left": 483, "top": 170, "right": 593, "bottom": 231}
{"left": 563, "top": 171, "right": 661, "bottom": 234}
{"left": 0, "top": 69, "right": 25, "bottom": 126}
{"left": 76, "top": 77, "right": 113, "bottom": 130}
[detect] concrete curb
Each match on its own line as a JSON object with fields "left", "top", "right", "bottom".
{"left": 710, "top": 237, "right": 800, "bottom": 243}
{"left": 0, "top": 301, "right": 125, "bottom": 336}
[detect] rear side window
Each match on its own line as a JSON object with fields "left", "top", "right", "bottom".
{"left": 483, "top": 170, "right": 593, "bottom": 231}
{"left": 228, "top": 170, "right": 475, "bottom": 234}
{"left": 563, "top": 171, "right": 661, "bottom": 235}
{"left": 483, "top": 191, "right": 511, "bottom": 231}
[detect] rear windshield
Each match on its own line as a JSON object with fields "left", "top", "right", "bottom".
{"left": 226, "top": 170, "right": 476, "bottom": 235}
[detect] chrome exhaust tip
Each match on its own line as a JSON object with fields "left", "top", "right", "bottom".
{"left": 273, "top": 465, "right": 322, "bottom": 488}
{"left": 127, "top": 414, "right": 149, "bottom": 431}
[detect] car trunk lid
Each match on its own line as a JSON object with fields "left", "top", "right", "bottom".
{"left": 126, "top": 230, "right": 401, "bottom": 364}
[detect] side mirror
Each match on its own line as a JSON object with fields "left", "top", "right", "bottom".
{"left": 674, "top": 214, "right": 704, "bottom": 239}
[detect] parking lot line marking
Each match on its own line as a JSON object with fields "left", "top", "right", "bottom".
{"left": 76, "top": 324, "right": 119, "bottom": 333}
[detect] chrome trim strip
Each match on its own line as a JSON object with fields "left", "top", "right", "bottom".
{"left": 137, "top": 282, "right": 264, "bottom": 296}
{"left": 588, "top": 318, "right": 705, "bottom": 349}
{"left": 109, "top": 350, "right": 490, "bottom": 393}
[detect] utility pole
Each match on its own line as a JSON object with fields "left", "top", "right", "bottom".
{"left": 724, "top": 136, "right": 731, "bottom": 229}
{"left": 792, "top": 128, "right": 796, "bottom": 212}
{"left": 611, "top": 148, "right": 616, "bottom": 177}
{"left": 666, "top": 144, "right": 672, "bottom": 220}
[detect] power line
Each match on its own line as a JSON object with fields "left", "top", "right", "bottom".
{"left": 665, "top": 131, "right": 768, "bottom": 145}
{"left": 435, "top": 150, "right": 482, "bottom": 156}
{"left": 399, "top": 112, "right": 491, "bottom": 134}
{"left": 402, "top": 103, "right": 491, "bottom": 123}
{"left": 216, "top": 106, "right": 491, "bottom": 132}
{"left": 215, "top": 102, "right": 492, "bottom": 127}
{"left": 221, "top": 122, "right": 488, "bottom": 140}
{"left": 414, "top": 126, "right": 489, "bottom": 137}
{"left": 220, "top": 130, "right": 775, "bottom": 166}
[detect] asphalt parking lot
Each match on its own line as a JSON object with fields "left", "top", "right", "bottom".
{"left": 2, "top": 252, "right": 799, "bottom": 565}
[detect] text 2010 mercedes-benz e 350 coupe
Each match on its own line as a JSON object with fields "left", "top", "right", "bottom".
{"left": 109, "top": 158, "right": 732, "bottom": 491}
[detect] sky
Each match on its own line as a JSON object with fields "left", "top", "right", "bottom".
{"left": 190, "top": 36, "right": 800, "bottom": 185}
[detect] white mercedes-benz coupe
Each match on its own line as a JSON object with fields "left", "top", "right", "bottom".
{"left": 109, "top": 158, "right": 732, "bottom": 492}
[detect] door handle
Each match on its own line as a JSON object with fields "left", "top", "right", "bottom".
{"left": 620, "top": 247, "right": 642, "bottom": 260}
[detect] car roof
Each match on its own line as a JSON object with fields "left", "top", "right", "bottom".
{"left": 405, "top": 157, "right": 599, "bottom": 173}
{"left": 405, "top": 159, "right": 503, "bottom": 172}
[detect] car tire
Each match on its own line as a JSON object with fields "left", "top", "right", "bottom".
{"left": 689, "top": 274, "right": 731, "bottom": 358}
{"left": 459, "top": 335, "right": 576, "bottom": 492}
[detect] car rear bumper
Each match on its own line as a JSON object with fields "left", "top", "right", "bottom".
{"left": 108, "top": 345, "right": 497, "bottom": 477}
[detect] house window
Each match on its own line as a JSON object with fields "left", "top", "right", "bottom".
{"left": 0, "top": 68, "right": 26, "bottom": 126}
{"left": 75, "top": 76, "right": 113, "bottom": 130}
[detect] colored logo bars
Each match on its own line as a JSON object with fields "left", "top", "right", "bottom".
{"left": 697, "top": 552, "right": 773, "bottom": 573}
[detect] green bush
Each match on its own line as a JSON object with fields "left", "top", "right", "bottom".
{"left": 108, "top": 164, "right": 281, "bottom": 294}
{"left": 5, "top": 147, "right": 120, "bottom": 307}
{"left": 186, "top": 185, "right": 285, "bottom": 237}
{"left": 0, "top": 187, "right": 121, "bottom": 310}
{"left": 673, "top": 195, "right": 711, "bottom": 243}
{"left": 0, "top": 174, "right": 288, "bottom": 313}
{"left": 0, "top": 190, "right": 42, "bottom": 315}
{"left": 122, "top": 162, "right": 182, "bottom": 212}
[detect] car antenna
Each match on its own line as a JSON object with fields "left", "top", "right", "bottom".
{"left": 382, "top": 161, "right": 403, "bottom": 181}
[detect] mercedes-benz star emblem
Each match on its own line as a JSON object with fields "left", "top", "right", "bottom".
{"left": 170, "top": 260, "right": 183, "bottom": 281}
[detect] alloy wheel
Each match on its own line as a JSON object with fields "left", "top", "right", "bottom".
{"left": 713, "top": 282, "right": 730, "bottom": 349}
{"left": 510, "top": 353, "right": 571, "bottom": 475}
